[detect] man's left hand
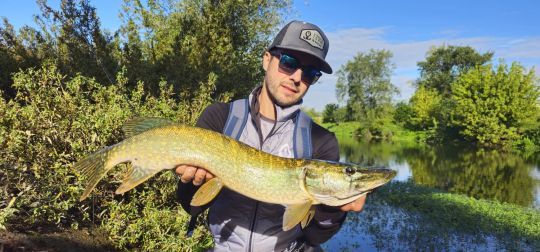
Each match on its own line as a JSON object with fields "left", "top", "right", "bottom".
{"left": 339, "top": 194, "right": 367, "bottom": 212}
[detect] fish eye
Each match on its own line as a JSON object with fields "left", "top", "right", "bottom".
{"left": 345, "top": 167, "right": 355, "bottom": 175}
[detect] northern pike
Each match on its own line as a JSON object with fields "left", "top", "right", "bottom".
{"left": 74, "top": 118, "right": 396, "bottom": 231}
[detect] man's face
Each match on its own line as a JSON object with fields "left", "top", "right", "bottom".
{"left": 262, "top": 50, "right": 322, "bottom": 107}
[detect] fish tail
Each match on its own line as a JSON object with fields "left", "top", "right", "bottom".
{"left": 74, "top": 145, "right": 115, "bottom": 201}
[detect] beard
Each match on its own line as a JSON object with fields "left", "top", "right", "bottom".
{"left": 264, "top": 80, "right": 306, "bottom": 108}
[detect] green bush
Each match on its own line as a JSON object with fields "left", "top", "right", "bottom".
{"left": 451, "top": 63, "right": 539, "bottom": 148}
{"left": 0, "top": 65, "right": 215, "bottom": 250}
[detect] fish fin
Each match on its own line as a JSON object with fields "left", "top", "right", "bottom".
{"left": 73, "top": 146, "right": 115, "bottom": 201}
{"left": 300, "top": 206, "right": 316, "bottom": 229}
{"left": 122, "top": 117, "right": 176, "bottom": 138}
{"left": 115, "top": 165, "right": 161, "bottom": 195}
{"left": 190, "top": 178, "right": 223, "bottom": 206}
{"left": 283, "top": 201, "right": 313, "bottom": 231}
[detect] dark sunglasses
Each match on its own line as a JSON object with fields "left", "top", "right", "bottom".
{"left": 271, "top": 51, "right": 322, "bottom": 85}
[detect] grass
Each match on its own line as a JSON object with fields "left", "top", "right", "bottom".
{"left": 321, "top": 121, "right": 425, "bottom": 143}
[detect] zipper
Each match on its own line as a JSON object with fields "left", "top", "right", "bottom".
{"left": 247, "top": 101, "right": 278, "bottom": 252}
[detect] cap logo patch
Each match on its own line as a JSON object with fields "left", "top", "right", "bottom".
{"left": 300, "top": 29, "right": 324, "bottom": 50}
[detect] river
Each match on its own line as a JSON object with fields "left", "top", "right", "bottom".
{"left": 322, "top": 135, "right": 540, "bottom": 251}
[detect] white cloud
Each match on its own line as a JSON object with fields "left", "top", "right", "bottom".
{"left": 302, "top": 28, "right": 540, "bottom": 111}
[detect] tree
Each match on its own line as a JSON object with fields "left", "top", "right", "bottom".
{"left": 409, "top": 86, "right": 442, "bottom": 130}
{"left": 1, "top": 0, "right": 291, "bottom": 102}
{"left": 417, "top": 45, "right": 493, "bottom": 96}
{"left": 35, "top": 0, "right": 118, "bottom": 85}
{"left": 0, "top": 19, "right": 42, "bottom": 98}
{"left": 336, "top": 49, "right": 398, "bottom": 121}
{"left": 451, "top": 62, "right": 540, "bottom": 147}
{"left": 393, "top": 101, "right": 414, "bottom": 128}
{"left": 322, "top": 103, "right": 339, "bottom": 123}
{"left": 119, "top": 0, "right": 290, "bottom": 99}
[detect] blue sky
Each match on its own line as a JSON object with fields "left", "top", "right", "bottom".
{"left": 2, "top": 0, "right": 539, "bottom": 110}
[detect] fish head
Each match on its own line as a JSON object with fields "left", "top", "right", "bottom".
{"left": 302, "top": 160, "right": 396, "bottom": 206}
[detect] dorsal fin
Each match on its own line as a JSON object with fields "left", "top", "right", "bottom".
{"left": 122, "top": 117, "right": 176, "bottom": 138}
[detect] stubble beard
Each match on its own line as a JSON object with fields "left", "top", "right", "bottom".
{"left": 265, "top": 81, "right": 305, "bottom": 107}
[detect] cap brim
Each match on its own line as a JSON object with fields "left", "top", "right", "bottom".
{"left": 272, "top": 45, "right": 333, "bottom": 74}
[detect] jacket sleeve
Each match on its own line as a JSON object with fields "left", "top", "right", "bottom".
{"left": 302, "top": 124, "right": 347, "bottom": 246}
{"left": 176, "top": 102, "right": 229, "bottom": 214}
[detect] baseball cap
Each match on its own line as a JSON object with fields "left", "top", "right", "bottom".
{"left": 268, "top": 20, "right": 332, "bottom": 74}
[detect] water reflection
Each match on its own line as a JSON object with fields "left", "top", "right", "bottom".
{"left": 336, "top": 135, "right": 540, "bottom": 208}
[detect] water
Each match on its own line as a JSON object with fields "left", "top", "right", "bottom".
{"left": 336, "top": 135, "right": 540, "bottom": 209}
{"left": 321, "top": 135, "right": 540, "bottom": 251}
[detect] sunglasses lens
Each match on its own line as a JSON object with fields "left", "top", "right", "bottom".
{"left": 279, "top": 54, "right": 299, "bottom": 73}
{"left": 276, "top": 52, "right": 322, "bottom": 84}
{"left": 302, "top": 67, "right": 322, "bottom": 84}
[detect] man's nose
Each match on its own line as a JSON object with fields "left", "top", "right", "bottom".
{"left": 288, "top": 68, "right": 302, "bottom": 84}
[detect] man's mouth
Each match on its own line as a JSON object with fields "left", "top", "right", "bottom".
{"left": 280, "top": 84, "right": 298, "bottom": 94}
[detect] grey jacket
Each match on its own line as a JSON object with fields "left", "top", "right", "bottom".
{"left": 177, "top": 87, "right": 346, "bottom": 251}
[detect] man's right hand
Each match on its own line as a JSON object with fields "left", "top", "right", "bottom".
{"left": 175, "top": 165, "right": 214, "bottom": 186}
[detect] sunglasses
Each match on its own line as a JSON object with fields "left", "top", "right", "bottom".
{"left": 271, "top": 52, "right": 322, "bottom": 85}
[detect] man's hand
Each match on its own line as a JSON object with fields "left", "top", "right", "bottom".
{"left": 175, "top": 165, "right": 214, "bottom": 186}
{"left": 339, "top": 194, "right": 367, "bottom": 212}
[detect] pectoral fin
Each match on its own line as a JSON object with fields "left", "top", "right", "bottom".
{"left": 283, "top": 201, "right": 315, "bottom": 231}
{"left": 115, "top": 165, "right": 161, "bottom": 194}
{"left": 190, "top": 178, "right": 223, "bottom": 206}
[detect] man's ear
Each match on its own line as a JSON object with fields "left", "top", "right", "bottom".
{"left": 262, "top": 51, "right": 272, "bottom": 71}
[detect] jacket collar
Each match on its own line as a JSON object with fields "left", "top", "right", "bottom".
{"left": 248, "top": 85, "right": 302, "bottom": 122}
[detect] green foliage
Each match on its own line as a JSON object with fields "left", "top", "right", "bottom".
{"left": 322, "top": 121, "right": 362, "bottom": 136}
{"left": 0, "top": 0, "right": 292, "bottom": 248}
{"left": 0, "top": 197, "right": 18, "bottom": 230}
{"left": 409, "top": 86, "right": 442, "bottom": 130}
{"left": 336, "top": 49, "right": 398, "bottom": 121}
{"left": 355, "top": 109, "right": 395, "bottom": 140}
{"left": 1, "top": 0, "right": 291, "bottom": 100}
{"left": 393, "top": 101, "right": 413, "bottom": 126}
{"left": 322, "top": 103, "right": 339, "bottom": 123}
{"left": 417, "top": 45, "right": 493, "bottom": 96}
{"left": 101, "top": 174, "right": 213, "bottom": 251}
{"left": 0, "top": 65, "right": 215, "bottom": 249}
{"left": 118, "top": 0, "right": 290, "bottom": 99}
{"left": 451, "top": 62, "right": 540, "bottom": 147}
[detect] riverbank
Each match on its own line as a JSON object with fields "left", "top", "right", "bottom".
{"left": 322, "top": 121, "right": 423, "bottom": 143}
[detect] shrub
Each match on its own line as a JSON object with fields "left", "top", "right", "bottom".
{"left": 0, "top": 65, "right": 216, "bottom": 250}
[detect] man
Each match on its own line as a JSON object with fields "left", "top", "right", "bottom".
{"left": 175, "top": 20, "right": 366, "bottom": 251}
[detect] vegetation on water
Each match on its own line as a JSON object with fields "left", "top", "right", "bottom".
{"left": 327, "top": 181, "right": 539, "bottom": 251}
{"left": 375, "top": 181, "right": 540, "bottom": 249}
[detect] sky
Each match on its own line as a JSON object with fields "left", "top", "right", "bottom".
{"left": 1, "top": 0, "right": 539, "bottom": 111}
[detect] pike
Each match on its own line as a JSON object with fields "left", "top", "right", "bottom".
{"left": 74, "top": 118, "right": 396, "bottom": 231}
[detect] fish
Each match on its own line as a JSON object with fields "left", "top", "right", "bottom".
{"left": 73, "top": 117, "right": 396, "bottom": 231}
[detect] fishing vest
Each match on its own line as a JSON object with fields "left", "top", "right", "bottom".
{"left": 223, "top": 98, "right": 313, "bottom": 159}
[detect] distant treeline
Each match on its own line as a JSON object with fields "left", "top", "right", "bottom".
{"left": 323, "top": 47, "right": 540, "bottom": 151}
